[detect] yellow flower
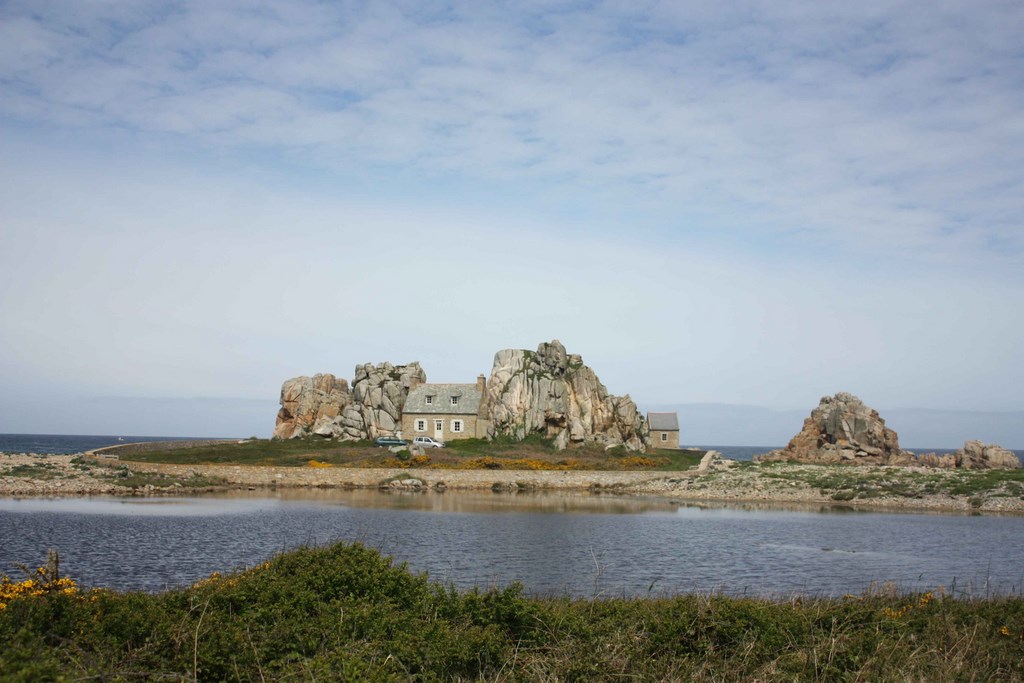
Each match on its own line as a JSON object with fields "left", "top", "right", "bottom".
{"left": 883, "top": 605, "right": 910, "bottom": 620}
{"left": 1000, "top": 626, "right": 1012, "bottom": 637}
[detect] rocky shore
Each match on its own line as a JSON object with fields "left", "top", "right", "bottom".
{"left": 2, "top": 451, "right": 1021, "bottom": 514}
{"left": 0, "top": 452, "right": 228, "bottom": 496}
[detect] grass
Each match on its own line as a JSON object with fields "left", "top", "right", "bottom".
{"left": 96, "top": 464, "right": 227, "bottom": 490}
{"left": 113, "top": 436, "right": 707, "bottom": 471}
{"left": 760, "top": 463, "right": 1024, "bottom": 503}
{"left": 2, "top": 542, "right": 1022, "bottom": 681}
{"left": 1, "top": 463, "right": 65, "bottom": 480}
{"left": 112, "top": 437, "right": 379, "bottom": 466}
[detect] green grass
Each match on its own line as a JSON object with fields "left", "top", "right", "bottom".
{"left": 115, "top": 437, "right": 379, "bottom": 466}
{"left": 1, "top": 463, "right": 65, "bottom": 480}
{"left": 761, "top": 464, "right": 1024, "bottom": 502}
{"left": 114, "top": 437, "right": 709, "bottom": 472}
{"left": 652, "top": 447, "right": 705, "bottom": 470}
{"left": 96, "top": 464, "right": 227, "bottom": 490}
{"left": 2, "top": 542, "right": 1022, "bottom": 681}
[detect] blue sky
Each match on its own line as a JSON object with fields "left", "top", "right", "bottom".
{"left": 1, "top": 1, "right": 1022, "bottom": 445}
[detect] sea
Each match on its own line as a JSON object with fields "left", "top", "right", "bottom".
{"left": 0, "top": 433, "right": 225, "bottom": 455}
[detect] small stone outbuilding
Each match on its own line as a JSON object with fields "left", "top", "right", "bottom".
{"left": 401, "top": 375, "right": 491, "bottom": 441}
{"left": 648, "top": 412, "right": 680, "bottom": 449}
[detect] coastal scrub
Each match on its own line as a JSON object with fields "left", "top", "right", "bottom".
{"left": 1, "top": 543, "right": 1022, "bottom": 681}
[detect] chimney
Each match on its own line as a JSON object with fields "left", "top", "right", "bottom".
{"left": 476, "top": 374, "right": 486, "bottom": 393}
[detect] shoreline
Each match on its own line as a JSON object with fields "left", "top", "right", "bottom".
{"left": 1, "top": 450, "right": 1022, "bottom": 515}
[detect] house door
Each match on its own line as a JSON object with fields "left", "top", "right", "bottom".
{"left": 434, "top": 420, "right": 444, "bottom": 439}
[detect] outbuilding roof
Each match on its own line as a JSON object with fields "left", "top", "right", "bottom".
{"left": 648, "top": 412, "right": 679, "bottom": 431}
{"left": 404, "top": 384, "right": 482, "bottom": 415}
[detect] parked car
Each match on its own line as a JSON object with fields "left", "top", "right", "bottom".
{"left": 413, "top": 436, "right": 446, "bottom": 448}
{"left": 374, "top": 436, "right": 408, "bottom": 448}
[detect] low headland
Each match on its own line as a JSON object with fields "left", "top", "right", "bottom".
{"left": 2, "top": 435, "right": 1021, "bottom": 513}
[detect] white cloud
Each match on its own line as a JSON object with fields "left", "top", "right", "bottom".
{"left": 1, "top": 0, "right": 1022, "bottom": 265}
{"left": 0, "top": 1, "right": 1022, "bottom": 440}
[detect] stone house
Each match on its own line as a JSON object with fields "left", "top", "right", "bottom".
{"left": 400, "top": 375, "right": 491, "bottom": 441}
{"left": 648, "top": 412, "right": 680, "bottom": 449}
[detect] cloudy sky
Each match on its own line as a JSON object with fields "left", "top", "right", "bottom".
{"left": 1, "top": 1, "right": 1022, "bottom": 445}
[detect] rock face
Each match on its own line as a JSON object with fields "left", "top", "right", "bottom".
{"left": 956, "top": 441, "right": 1020, "bottom": 469}
{"left": 485, "top": 340, "right": 650, "bottom": 451}
{"left": 756, "top": 394, "right": 1021, "bottom": 470}
{"left": 274, "top": 362, "right": 425, "bottom": 440}
{"left": 756, "top": 393, "right": 907, "bottom": 465}
{"left": 916, "top": 441, "right": 1021, "bottom": 470}
{"left": 273, "top": 374, "right": 351, "bottom": 439}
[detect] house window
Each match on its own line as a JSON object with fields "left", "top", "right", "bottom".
{"left": 452, "top": 420, "right": 463, "bottom": 433}
{"left": 434, "top": 420, "right": 443, "bottom": 432}
{"left": 660, "top": 433, "right": 668, "bottom": 442}
{"left": 450, "top": 396, "right": 459, "bottom": 406}
{"left": 425, "top": 395, "right": 434, "bottom": 405}
{"left": 416, "top": 420, "right": 426, "bottom": 432}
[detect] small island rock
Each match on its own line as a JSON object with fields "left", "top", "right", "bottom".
{"left": 756, "top": 392, "right": 905, "bottom": 465}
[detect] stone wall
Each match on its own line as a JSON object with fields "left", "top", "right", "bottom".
{"left": 651, "top": 430, "right": 679, "bottom": 449}
{"left": 96, "top": 457, "right": 668, "bottom": 491}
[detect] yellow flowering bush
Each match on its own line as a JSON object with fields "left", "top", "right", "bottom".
{"left": 459, "top": 457, "right": 587, "bottom": 471}
{"left": 0, "top": 551, "right": 80, "bottom": 610}
{"left": 306, "top": 459, "right": 333, "bottom": 468}
{"left": 882, "top": 591, "right": 936, "bottom": 621}
{"left": 620, "top": 456, "right": 657, "bottom": 469}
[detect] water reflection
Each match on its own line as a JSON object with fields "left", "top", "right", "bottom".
{"left": 0, "top": 490, "right": 682, "bottom": 516}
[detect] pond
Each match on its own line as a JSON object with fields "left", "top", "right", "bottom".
{"left": 2, "top": 490, "right": 1022, "bottom": 598}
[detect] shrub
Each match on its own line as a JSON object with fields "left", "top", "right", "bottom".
{"left": 2, "top": 544, "right": 1024, "bottom": 681}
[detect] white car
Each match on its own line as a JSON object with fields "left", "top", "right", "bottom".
{"left": 413, "top": 436, "right": 446, "bottom": 448}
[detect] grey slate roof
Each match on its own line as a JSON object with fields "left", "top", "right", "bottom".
{"left": 648, "top": 412, "right": 679, "bottom": 431}
{"left": 404, "top": 384, "right": 482, "bottom": 415}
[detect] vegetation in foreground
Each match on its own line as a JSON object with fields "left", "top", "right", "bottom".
{"left": 113, "top": 435, "right": 705, "bottom": 471}
{"left": 2, "top": 543, "right": 1023, "bottom": 682}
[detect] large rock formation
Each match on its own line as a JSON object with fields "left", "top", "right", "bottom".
{"left": 273, "top": 374, "right": 352, "bottom": 440}
{"left": 273, "top": 362, "right": 425, "bottom": 440}
{"left": 485, "top": 340, "right": 650, "bottom": 451}
{"left": 756, "top": 393, "right": 1021, "bottom": 470}
{"left": 346, "top": 361, "right": 426, "bottom": 439}
{"left": 273, "top": 341, "right": 652, "bottom": 451}
{"left": 756, "top": 392, "right": 907, "bottom": 465}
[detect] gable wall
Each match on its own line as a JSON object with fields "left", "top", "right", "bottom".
{"left": 651, "top": 430, "right": 680, "bottom": 449}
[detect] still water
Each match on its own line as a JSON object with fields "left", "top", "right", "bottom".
{"left": 2, "top": 490, "right": 1022, "bottom": 598}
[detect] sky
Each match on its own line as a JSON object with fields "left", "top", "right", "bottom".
{"left": 1, "top": 1, "right": 1022, "bottom": 446}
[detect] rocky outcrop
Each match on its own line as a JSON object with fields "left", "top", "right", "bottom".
{"left": 957, "top": 441, "right": 1020, "bottom": 469}
{"left": 755, "top": 393, "right": 907, "bottom": 465}
{"left": 915, "top": 441, "right": 1021, "bottom": 470}
{"left": 273, "top": 341, "right": 650, "bottom": 450}
{"left": 273, "top": 374, "right": 352, "bottom": 439}
{"left": 485, "top": 340, "right": 650, "bottom": 451}
{"left": 756, "top": 394, "right": 1021, "bottom": 470}
{"left": 274, "top": 362, "right": 425, "bottom": 440}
